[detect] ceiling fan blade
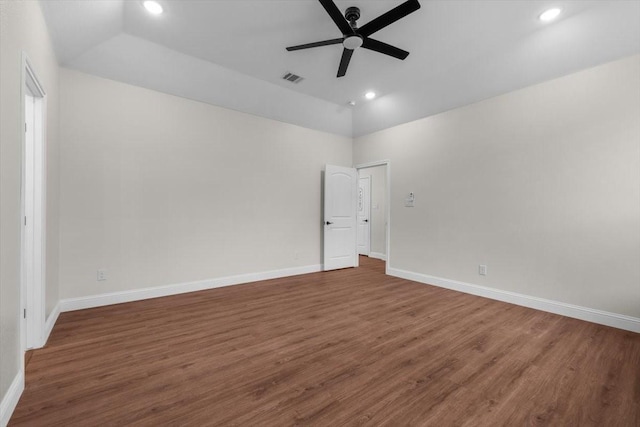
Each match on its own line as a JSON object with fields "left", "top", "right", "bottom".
{"left": 337, "top": 48, "right": 354, "bottom": 77}
{"left": 286, "top": 38, "right": 344, "bottom": 51}
{"left": 319, "top": 0, "right": 355, "bottom": 35}
{"left": 358, "top": 0, "right": 421, "bottom": 37}
{"left": 362, "top": 38, "right": 409, "bottom": 60}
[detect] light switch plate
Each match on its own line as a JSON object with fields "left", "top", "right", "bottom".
{"left": 405, "top": 192, "right": 415, "bottom": 207}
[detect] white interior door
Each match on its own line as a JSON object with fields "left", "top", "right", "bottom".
{"left": 324, "top": 165, "right": 357, "bottom": 270}
{"left": 357, "top": 175, "right": 371, "bottom": 255}
{"left": 22, "top": 59, "right": 46, "bottom": 350}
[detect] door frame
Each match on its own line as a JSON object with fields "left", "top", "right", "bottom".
{"left": 355, "top": 160, "right": 390, "bottom": 274}
{"left": 21, "top": 53, "right": 47, "bottom": 355}
{"left": 357, "top": 175, "right": 371, "bottom": 256}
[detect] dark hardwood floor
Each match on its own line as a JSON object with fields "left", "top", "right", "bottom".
{"left": 11, "top": 256, "right": 640, "bottom": 426}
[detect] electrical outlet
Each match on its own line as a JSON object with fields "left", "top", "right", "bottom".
{"left": 97, "top": 269, "right": 107, "bottom": 281}
{"left": 479, "top": 265, "right": 487, "bottom": 276}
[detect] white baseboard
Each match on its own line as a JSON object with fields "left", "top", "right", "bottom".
{"left": 0, "top": 370, "right": 24, "bottom": 427}
{"left": 369, "top": 252, "right": 387, "bottom": 261}
{"left": 43, "top": 302, "right": 60, "bottom": 346}
{"left": 388, "top": 267, "right": 640, "bottom": 334}
{"left": 60, "top": 264, "right": 322, "bottom": 312}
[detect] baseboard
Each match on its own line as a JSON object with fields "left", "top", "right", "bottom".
{"left": 60, "top": 264, "right": 322, "bottom": 312}
{"left": 43, "top": 302, "right": 60, "bottom": 346}
{"left": 369, "top": 252, "right": 387, "bottom": 261}
{"left": 0, "top": 370, "right": 24, "bottom": 427}
{"left": 387, "top": 267, "right": 640, "bottom": 333}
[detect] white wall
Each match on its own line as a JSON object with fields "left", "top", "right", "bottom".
{"left": 352, "top": 2, "right": 640, "bottom": 137}
{"left": 0, "top": 0, "right": 60, "bottom": 414}
{"left": 59, "top": 69, "right": 352, "bottom": 300}
{"left": 65, "top": 33, "right": 354, "bottom": 138}
{"left": 359, "top": 165, "right": 387, "bottom": 257}
{"left": 354, "top": 55, "right": 640, "bottom": 318}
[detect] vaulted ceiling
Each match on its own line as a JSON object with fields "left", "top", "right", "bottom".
{"left": 41, "top": 0, "right": 640, "bottom": 137}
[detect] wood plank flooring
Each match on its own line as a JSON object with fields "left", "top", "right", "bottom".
{"left": 10, "top": 256, "right": 640, "bottom": 426}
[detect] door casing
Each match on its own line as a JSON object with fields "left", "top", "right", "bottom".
{"left": 21, "top": 53, "right": 47, "bottom": 354}
{"left": 357, "top": 175, "right": 371, "bottom": 256}
{"left": 355, "top": 160, "right": 391, "bottom": 274}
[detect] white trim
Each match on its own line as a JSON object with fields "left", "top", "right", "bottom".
{"left": 24, "top": 57, "right": 46, "bottom": 97}
{"left": 388, "top": 267, "right": 640, "bottom": 333}
{"left": 60, "top": 264, "right": 322, "bottom": 312}
{"left": 354, "top": 160, "right": 391, "bottom": 169}
{"left": 369, "top": 252, "right": 387, "bottom": 261}
{"left": 43, "top": 303, "right": 60, "bottom": 346}
{"left": 357, "top": 174, "right": 371, "bottom": 256}
{"left": 0, "top": 371, "right": 24, "bottom": 427}
{"left": 354, "top": 160, "right": 390, "bottom": 275}
{"left": 20, "top": 52, "right": 47, "bottom": 352}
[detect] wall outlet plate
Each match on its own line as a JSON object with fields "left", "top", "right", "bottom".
{"left": 97, "top": 269, "right": 107, "bottom": 281}
{"left": 479, "top": 265, "right": 487, "bottom": 276}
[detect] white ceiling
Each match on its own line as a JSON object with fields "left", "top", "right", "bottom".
{"left": 41, "top": 0, "right": 640, "bottom": 137}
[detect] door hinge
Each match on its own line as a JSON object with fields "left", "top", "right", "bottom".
{"left": 24, "top": 309, "right": 26, "bottom": 319}
{"left": 24, "top": 216, "right": 27, "bottom": 226}
{"left": 25, "top": 123, "right": 27, "bottom": 133}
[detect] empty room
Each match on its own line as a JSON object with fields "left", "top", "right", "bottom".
{"left": 1, "top": 0, "right": 639, "bottom": 425}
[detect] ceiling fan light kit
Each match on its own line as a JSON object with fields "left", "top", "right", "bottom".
{"left": 343, "top": 35, "right": 363, "bottom": 50}
{"left": 286, "top": 0, "right": 421, "bottom": 78}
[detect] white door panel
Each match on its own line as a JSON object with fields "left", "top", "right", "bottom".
{"left": 324, "top": 165, "right": 357, "bottom": 270}
{"left": 357, "top": 176, "right": 371, "bottom": 255}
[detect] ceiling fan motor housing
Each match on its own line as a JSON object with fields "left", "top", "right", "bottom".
{"left": 345, "top": 6, "right": 361, "bottom": 24}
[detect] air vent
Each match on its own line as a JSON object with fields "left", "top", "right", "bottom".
{"left": 282, "top": 72, "right": 304, "bottom": 84}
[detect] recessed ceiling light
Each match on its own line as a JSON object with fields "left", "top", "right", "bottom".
{"left": 539, "top": 8, "right": 561, "bottom": 22}
{"left": 365, "top": 92, "right": 376, "bottom": 100}
{"left": 143, "top": 1, "right": 163, "bottom": 15}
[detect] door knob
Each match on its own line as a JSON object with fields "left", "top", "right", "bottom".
{"left": 364, "top": 219, "right": 368, "bottom": 222}
{"left": 325, "top": 221, "right": 333, "bottom": 225}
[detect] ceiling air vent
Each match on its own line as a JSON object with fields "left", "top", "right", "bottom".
{"left": 282, "top": 72, "right": 304, "bottom": 84}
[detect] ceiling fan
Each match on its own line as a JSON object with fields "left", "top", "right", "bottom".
{"left": 286, "top": 0, "right": 421, "bottom": 78}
